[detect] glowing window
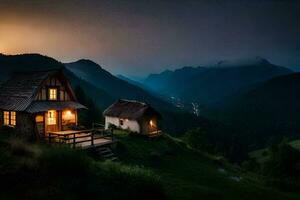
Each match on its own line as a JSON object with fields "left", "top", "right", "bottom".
{"left": 62, "top": 110, "right": 75, "bottom": 123}
{"left": 49, "top": 88, "right": 57, "bottom": 100}
{"left": 150, "top": 120, "right": 154, "bottom": 127}
{"left": 48, "top": 110, "right": 57, "bottom": 125}
{"left": 36, "top": 115, "right": 44, "bottom": 123}
{"left": 10, "top": 112, "right": 16, "bottom": 126}
{"left": 3, "top": 111, "right": 9, "bottom": 125}
{"left": 3, "top": 111, "right": 16, "bottom": 126}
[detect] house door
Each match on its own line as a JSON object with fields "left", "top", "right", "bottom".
{"left": 35, "top": 114, "right": 45, "bottom": 136}
{"left": 46, "top": 110, "right": 59, "bottom": 133}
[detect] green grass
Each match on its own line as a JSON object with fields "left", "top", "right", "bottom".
{"left": 114, "top": 130, "right": 300, "bottom": 200}
{"left": 250, "top": 139, "right": 300, "bottom": 164}
{"left": 289, "top": 139, "right": 300, "bottom": 150}
{"left": 0, "top": 132, "right": 300, "bottom": 200}
{"left": 0, "top": 134, "right": 165, "bottom": 200}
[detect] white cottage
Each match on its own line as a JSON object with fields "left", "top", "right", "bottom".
{"left": 103, "top": 99, "right": 161, "bottom": 135}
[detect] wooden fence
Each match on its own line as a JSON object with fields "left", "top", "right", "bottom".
{"left": 46, "top": 123, "right": 114, "bottom": 148}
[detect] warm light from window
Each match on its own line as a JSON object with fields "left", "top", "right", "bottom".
{"left": 3, "top": 111, "right": 9, "bottom": 125}
{"left": 3, "top": 111, "right": 16, "bottom": 126}
{"left": 48, "top": 110, "right": 57, "bottom": 125}
{"left": 36, "top": 115, "right": 44, "bottom": 123}
{"left": 62, "top": 110, "right": 75, "bottom": 122}
{"left": 66, "top": 110, "right": 72, "bottom": 116}
{"left": 10, "top": 112, "right": 16, "bottom": 126}
{"left": 49, "top": 88, "right": 57, "bottom": 100}
{"left": 150, "top": 120, "right": 154, "bottom": 127}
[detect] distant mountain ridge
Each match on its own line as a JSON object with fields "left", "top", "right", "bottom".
{"left": 65, "top": 59, "right": 174, "bottom": 111}
{"left": 144, "top": 58, "right": 292, "bottom": 108}
{"left": 203, "top": 72, "right": 300, "bottom": 147}
{"left": 213, "top": 57, "right": 271, "bottom": 68}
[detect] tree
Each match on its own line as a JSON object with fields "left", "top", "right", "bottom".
{"left": 263, "top": 139, "right": 300, "bottom": 178}
{"left": 75, "top": 86, "right": 103, "bottom": 127}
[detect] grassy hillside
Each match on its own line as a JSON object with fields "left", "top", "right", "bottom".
{"left": 0, "top": 133, "right": 165, "bottom": 200}
{"left": 0, "top": 130, "right": 299, "bottom": 199}
{"left": 250, "top": 139, "right": 300, "bottom": 164}
{"left": 114, "top": 130, "right": 299, "bottom": 200}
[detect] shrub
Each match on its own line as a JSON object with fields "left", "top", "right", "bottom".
{"left": 184, "top": 128, "right": 214, "bottom": 153}
{"left": 262, "top": 140, "right": 300, "bottom": 178}
{"left": 257, "top": 139, "right": 300, "bottom": 191}
{"left": 108, "top": 123, "right": 117, "bottom": 130}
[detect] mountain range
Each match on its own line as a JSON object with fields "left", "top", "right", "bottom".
{"left": 143, "top": 57, "right": 292, "bottom": 111}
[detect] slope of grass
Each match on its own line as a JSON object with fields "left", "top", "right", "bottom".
{"left": 289, "top": 139, "right": 300, "bottom": 150}
{"left": 0, "top": 131, "right": 299, "bottom": 200}
{"left": 250, "top": 139, "right": 300, "bottom": 164}
{"left": 0, "top": 134, "right": 165, "bottom": 200}
{"left": 114, "top": 130, "right": 300, "bottom": 200}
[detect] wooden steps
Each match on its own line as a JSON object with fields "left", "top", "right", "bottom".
{"left": 148, "top": 130, "right": 163, "bottom": 139}
{"left": 94, "top": 146, "right": 118, "bottom": 162}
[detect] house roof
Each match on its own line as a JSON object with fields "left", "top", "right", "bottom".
{"left": 103, "top": 99, "right": 161, "bottom": 120}
{"left": 26, "top": 101, "right": 86, "bottom": 113}
{"left": 0, "top": 69, "right": 85, "bottom": 112}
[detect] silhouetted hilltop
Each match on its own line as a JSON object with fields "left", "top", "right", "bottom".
{"left": 144, "top": 58, "right": 292, "bottom": 106}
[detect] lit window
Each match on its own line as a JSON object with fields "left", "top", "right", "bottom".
{"left": 49, "top": 88, "right": 57, "bottom": 100}
{"left": 150, "top": 120, "right": 154, "bottom": 127}
{"left": 10, "top": 112, "right": 16, "bottom": 126}
{"left": 48, "top": 110, "right": 57, "bottom": 125}
{"left": 3, "top": 111, "right": 16, "bottom": 126}
{"left": 62, "top": 110, "right": 75, "bottom": 123}
{"left": 35, "top": 115, "right": 44, "bottom": 123}
{"left": 3, "top": 111, "right": 9, "bottom": 125}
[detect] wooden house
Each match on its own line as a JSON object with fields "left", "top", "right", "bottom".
{"left": 103, "top": 99, "right": 162, "bottom": 135}
{"left": 0, "top": 70, "right": 86, "bottom": 139}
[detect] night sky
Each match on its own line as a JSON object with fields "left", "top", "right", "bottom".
{"left": 0, "top": 0, "right": 300, "bottom": 76}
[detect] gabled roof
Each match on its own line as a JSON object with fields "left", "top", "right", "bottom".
{"left": 103, "top": 99, "right": 161, "bottom": 120}
{"left": 0, "top": 69, "right": 84, "bottom": 112}
{"left": 26, "top": 101, "right": 86, "bottom": 113}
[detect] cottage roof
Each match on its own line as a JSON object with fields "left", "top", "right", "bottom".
{"left": 103, "top": 99, "right": 161, "bottom": 120}
{"left": 0, "top": 69, "right": 85, "bottom": 112}
{"left": 26, "top": 101, "right": 86, "bottom": 113}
